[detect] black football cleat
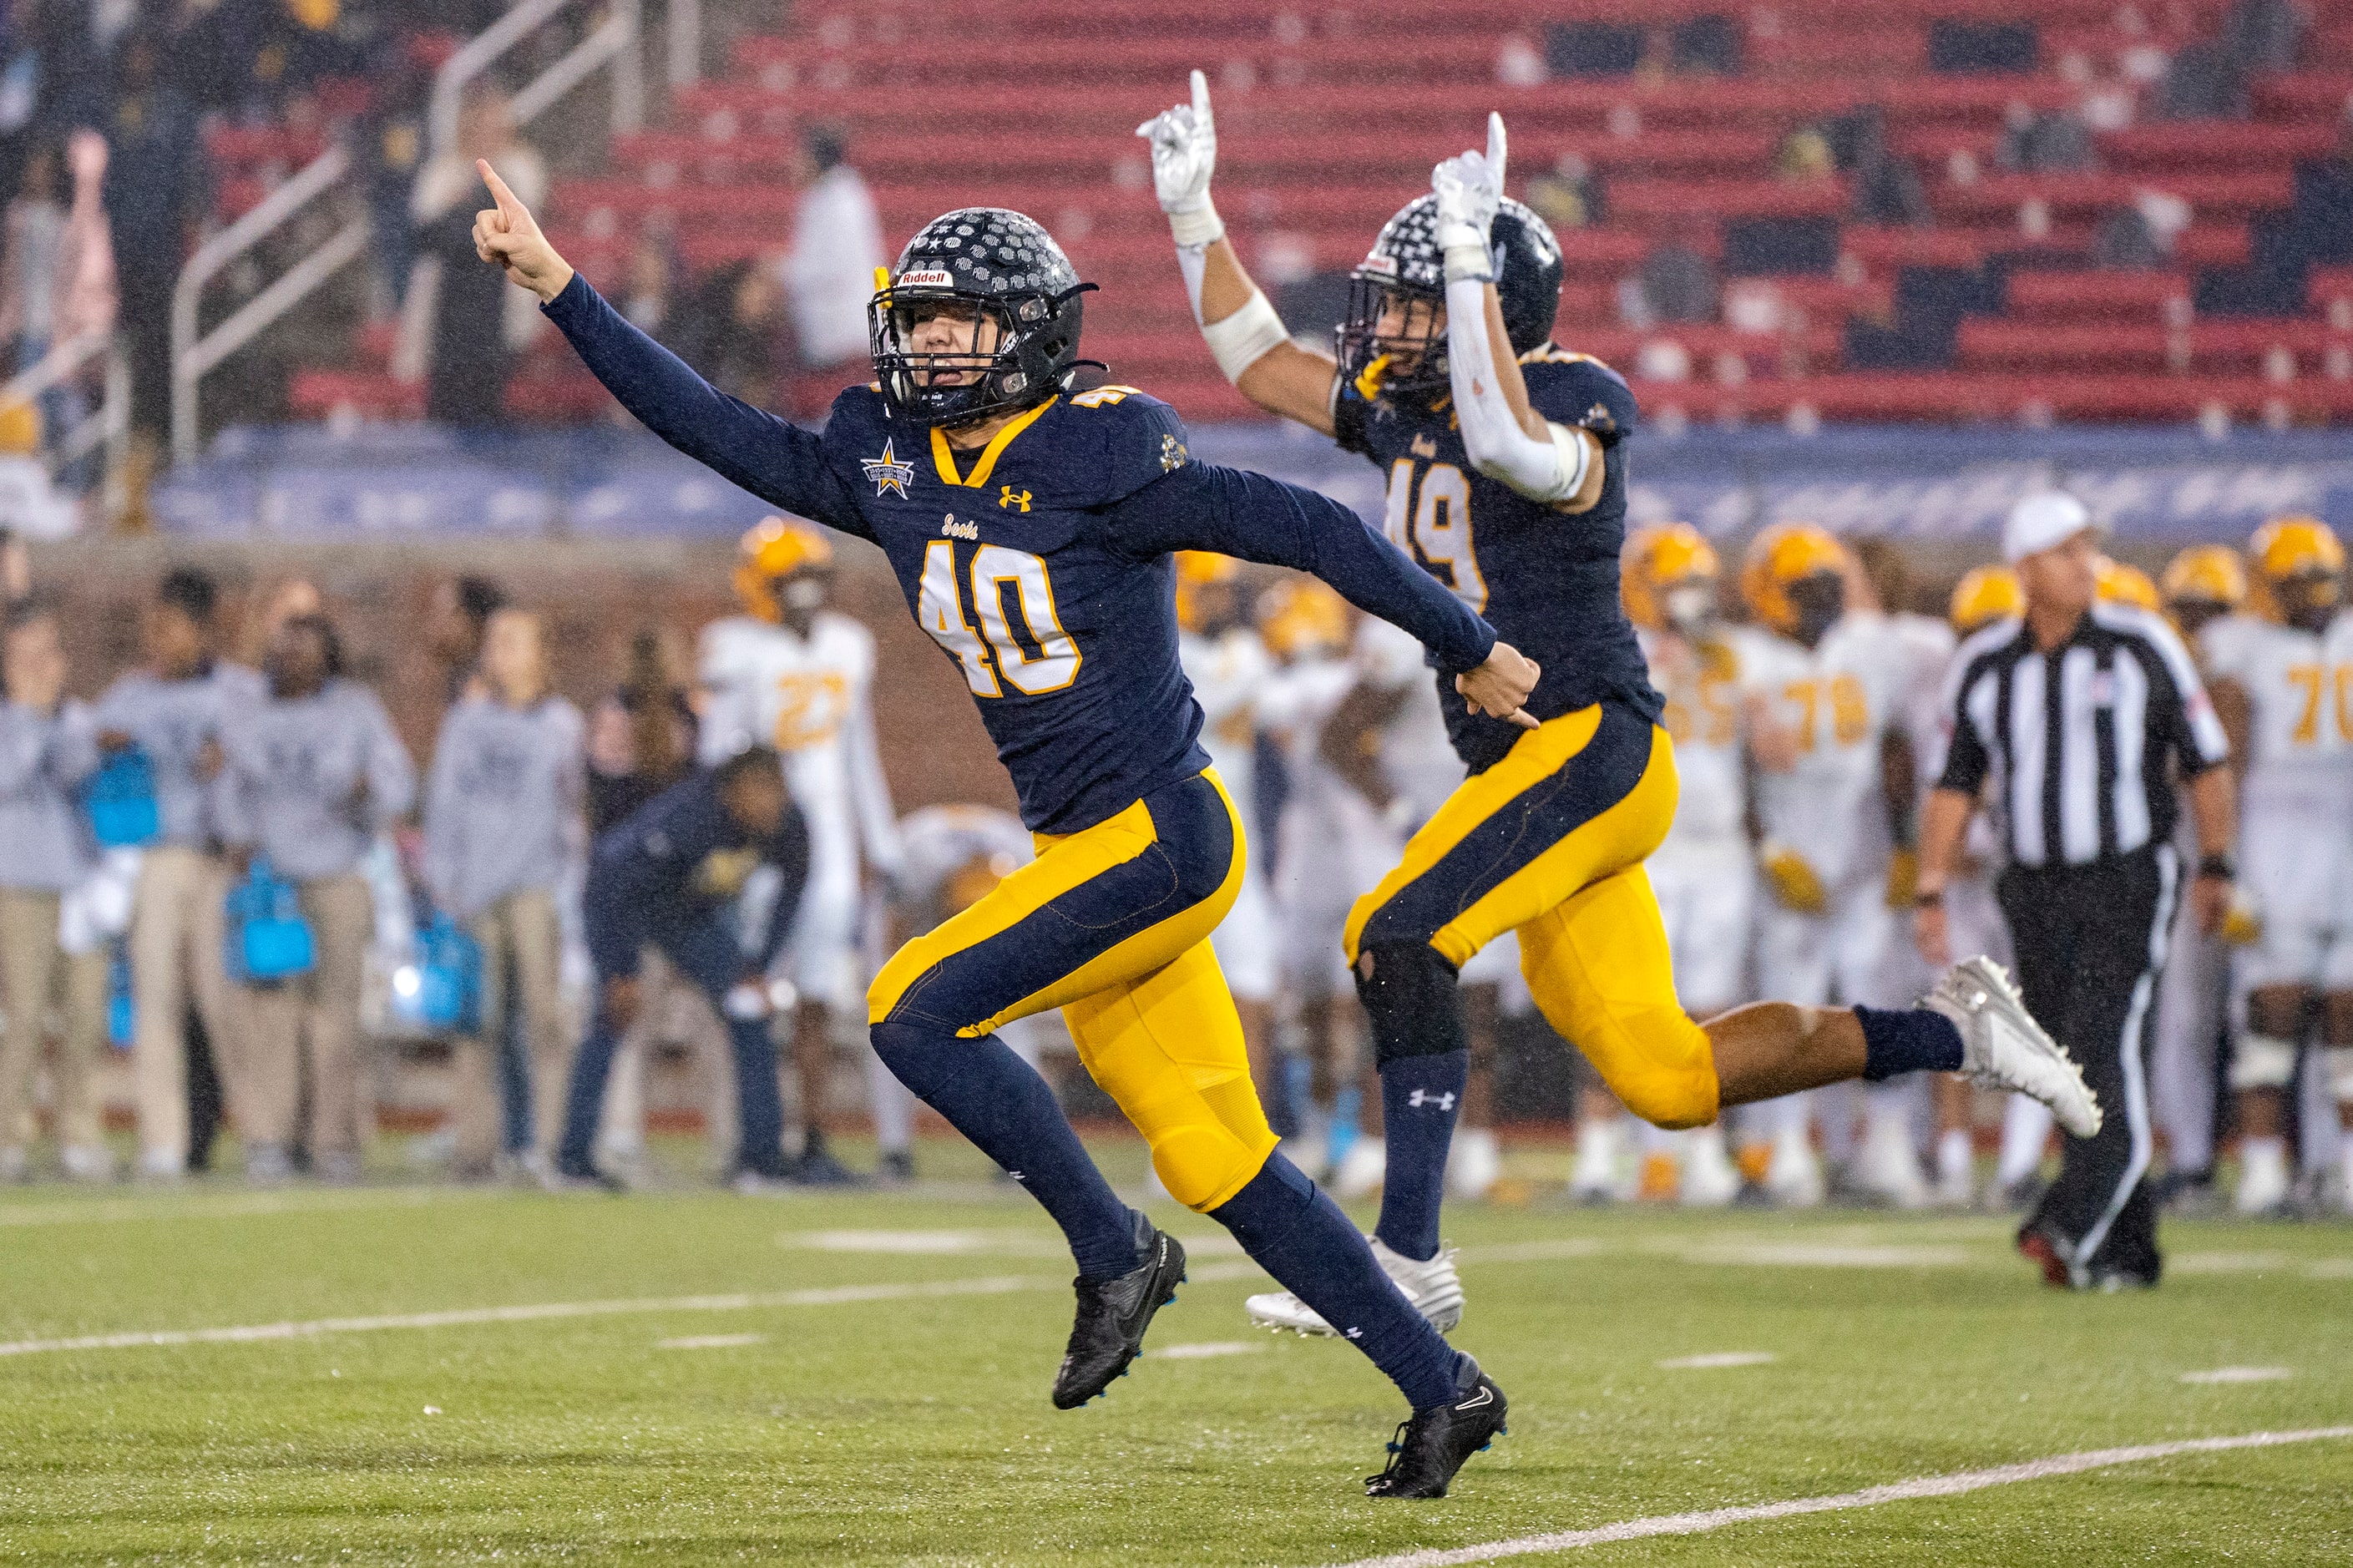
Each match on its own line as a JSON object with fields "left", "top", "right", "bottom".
{"left": 1365, "top": 1357, "right": 1508, "bottom": 1499}
{"left": 1050, "top": 1216, "right": 1186, "bottom": 1409}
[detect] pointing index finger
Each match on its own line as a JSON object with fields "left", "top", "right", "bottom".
{"left": 1190, "top": 68, "right": 1212, "bottom": 126}
{"left": 478, "top": 159, "right": 524, "bottom": 221}
{"left": 1486, "top": 112, "right": 1507, "bottom": 188}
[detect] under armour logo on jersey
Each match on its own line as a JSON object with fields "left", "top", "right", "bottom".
{"left": 1407, "top": 1089, "right": 1457, "bottom": 1111}
{"left": 1343, "top": 1326, "right": 1364, "bottom": 1339}
{"left": 999, "top": 485, "right": 1032, "bottom": 512}
{"left": 862, "top": 438, "right": 914, "bottom": 499}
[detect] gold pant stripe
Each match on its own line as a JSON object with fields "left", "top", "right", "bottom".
{"left": 1342, "top": 705, "right": 1605, "bottom": 964}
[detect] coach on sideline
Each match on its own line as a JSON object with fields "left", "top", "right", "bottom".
{"left": 1915, "top": 493, "right": 2234, "bottom": 1290}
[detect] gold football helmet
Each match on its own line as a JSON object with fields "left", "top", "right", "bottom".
{"left": 1174, "top": 551, "right": 1240, "bottom": 635}
{"left": 1623, "top": 522, "right": 1720, "bottom": 631}
{"left": 1948, "top": 564, "right": 2024, "bottom": 633}
{"left": 2159, "top": 544, "right": 2248, "bottom": 611}
{"left": 1739, "top": 522, "right": 1846, "bottom": 636}
{"left": 1259, "top": 579, "right": 1350, "bottom": 660}
{"left": 734, "top": 517, "right": 835, "bottom": 623}
{"left": 2249, "top": 515, "right": 2344, "bottom": 628}
{"left": 2093, "top": 556, "right": 2161, "bottom": 614}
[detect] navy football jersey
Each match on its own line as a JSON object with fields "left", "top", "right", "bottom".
{"left": 1335, "top": 343, "right": 1662, "bottom": 773}
{"left": 545, "top": 277, "right": 1496, "bottom": 834}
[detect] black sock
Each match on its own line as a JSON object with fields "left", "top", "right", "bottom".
{"left": 1854, "top": 1005, "right": 1965, "bottom": 1082}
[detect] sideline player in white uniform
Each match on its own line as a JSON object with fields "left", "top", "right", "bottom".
{"left": 699, "top": 518, "right": 903, "bottom": 1182}
{"left": 2199, "top": 518, "right": 2353, "bottom": 1215}
{"left": 1737, "top": 524, "right": 1912, "bottom": 1206}
{"left": 874, "top": 802, "right": 1043, "bottom": 1179}
{"left": 1612, "top": 523, "right": 1753, "bottom": 1206}
{"left": 1174, "top": 553, "right": 1283, "bottom": 1109}
{"left": 1937, "top": 567, "right": 2035, "bottom": 1206}
{"left": 2145, "top": 545, "right": 2250, "bottom": 1210}
{"left": 1850, "top": 539, "right": 1961, "bottom": 1207}
{"left": 1261, "top": 579, "right": 1419, "bottom": 1191}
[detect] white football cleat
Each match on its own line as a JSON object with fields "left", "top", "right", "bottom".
{"left": 2234, "top": 1136, "right": 2291, "bottom": 1216}
{"left": 1924, "top": 956, "right": 2101, "bottom": 1139}
{"left": 1854, "top": 1115, "right": 1930, "bottom": 1210}
{"left": 1245, "top": 1237, "right": 1465, "bottom": 1336}
{"left": 1568, "top": 1115, "right": 1625, "bottom": 1204}
{"left": 1446, "top": 1126, "right": 1503, "bottom": 1201}
{"left": 1763, "top": 1129, "right": 1825, "bottom": 1207}
{"left": 1333, "top": 1135, "right": 1388, "bottom": 1199}
{"left": 1677, "top": 1125, "right": 1743, "bottom": 1208}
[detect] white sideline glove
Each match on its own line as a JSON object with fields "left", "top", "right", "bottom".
{"left": 1136, "top": 69, "right": 1222, "bottom": 245}
{"left": 1431, "top": 112, "right": 1507, "bottom": 280}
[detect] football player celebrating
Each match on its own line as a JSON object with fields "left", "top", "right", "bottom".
{"left": 2199, "top": 518, "right": 2353, "bottom": 1215}
{"left": 473, "top": 163, "right": 1536, "bottom": 1496}
{"left": 699, "top": 518, "right": 904, "bottom": 1183}
{"left": 1141, "top": 83, "right": 2097, "bottom": 1329}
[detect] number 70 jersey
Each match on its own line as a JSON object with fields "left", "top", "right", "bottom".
{"left": 1333, "top": 341, "right": 1662, "bottom": 775}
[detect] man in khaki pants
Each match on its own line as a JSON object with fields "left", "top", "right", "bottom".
{"left": 0, "top": 599, "right": 104, "bottom": 1180}
{"left": 422, "top": 609, "right": 584, "bottom": 1180}
{"left": 214, "top": 614, "right": 415, "bottom": 1185}
{"left": 94, "top": 569, "right": 261, "bottom": 1179}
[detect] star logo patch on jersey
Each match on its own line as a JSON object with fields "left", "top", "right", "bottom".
{"left": 862, "top": 438, "right": 915, "bottom": 499}
{"left": 1159, "top": 432, "right": 1189, "bottom": 473}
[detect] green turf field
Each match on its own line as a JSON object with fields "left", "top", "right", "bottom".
{"left": 5, "top": 1139, "right": 2350, "bottom": 1565}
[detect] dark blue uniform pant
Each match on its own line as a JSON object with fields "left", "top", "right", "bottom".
{"left": 559, "top": 913, "right": 787, "bottom": 1174}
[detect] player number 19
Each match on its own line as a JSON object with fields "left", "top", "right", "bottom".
{"left": 919, "top": 540, "right": 1084, "bottom": 698}
{"left": 1384, "top": 459, "right": 1488, "bottom": 612}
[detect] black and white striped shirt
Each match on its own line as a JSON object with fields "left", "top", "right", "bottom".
{"left": 1937, "top": 604, "right": 2229, "bottom": 869}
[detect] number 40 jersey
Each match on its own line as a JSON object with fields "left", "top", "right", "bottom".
{"left": 1333, "top": 342, "right": 1662, "bottom": 775}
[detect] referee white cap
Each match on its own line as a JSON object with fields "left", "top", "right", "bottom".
{"left": 2003, "top": 491, "right": 2105, "bottom": 564}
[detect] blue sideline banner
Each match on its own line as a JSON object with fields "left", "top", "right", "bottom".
{"left": 154, "top": 422, "right": 2353, "bottom": 545}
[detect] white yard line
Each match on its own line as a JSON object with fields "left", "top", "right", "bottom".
{"left": 0, "top": 1186, "right": 482, "bottom": 1228}
{"left": 1325, "top": 1427, "right": 2353, "bottom": 1568}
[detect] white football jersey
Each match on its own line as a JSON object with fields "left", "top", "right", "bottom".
{"left": 894, "top": 803, "right": 1035, "bottom": 914}
{"left": 1739, "top": 614, "right": 1905, "bottom": 889}
{"left": 2199, "top": 609, "right": 2353, "bottom": 817}
{"left": 1179, "top": 625, "right": 1273, "bottom": 812}
{"left": 1641, "top": 624, "right": 1753, "bottom": 847}
{"left": 1357, "top": 615, "right": 1462, "bottom": 826}
{"left": 696, "top": 611, "right": 901, "bottom": 878}
{"left": 1883, "top": 610, "right": 1959, "bottom": 784}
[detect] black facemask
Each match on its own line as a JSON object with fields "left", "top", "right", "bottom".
{"left": 1786, "top": 574, "right": 1846, "bottom": 648}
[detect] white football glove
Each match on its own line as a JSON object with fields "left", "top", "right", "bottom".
{"left": 1431, "top": 111, "right": 1507, "bottom": 281}
{"left": 1136, "top": 69, "right": 1221, "bottom": 242}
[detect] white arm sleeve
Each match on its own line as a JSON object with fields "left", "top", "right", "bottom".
{"left": 1441, "top": 274, "right": 1590, "bottom": 504}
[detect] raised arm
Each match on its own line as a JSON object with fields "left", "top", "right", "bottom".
{"left": 1432, "top": 117, "right": 1607, "bottom": 513}
{"left": 472, "top": 161, "right": 867, "bottom": 534}
{"left": 1138, "top": 73, "right": 1341, "bottom": 434}
{"left": 1116, "top": 461, "right": 1537, "bottom": 726}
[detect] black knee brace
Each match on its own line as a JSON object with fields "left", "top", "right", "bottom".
{"left": 1353, "top": 941, "right": 1469, "bottom": 1065}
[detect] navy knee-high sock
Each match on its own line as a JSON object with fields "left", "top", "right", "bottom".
{"left": 871, "top": 1019, "right": 1141, "bottom": 1279}
{"left": 1855, "top": 1005, "right": 1965, "bottom": 1081}
{"left": 1211, "top": 1152, "right": 1464, "bottom": 1410}
{"left": 1374, "top": 1049, "right": 1468, "bottom": 1262}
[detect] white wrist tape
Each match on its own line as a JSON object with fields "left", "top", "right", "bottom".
{"left": 1167, "top": 198, "right": 1225, "bottom": 250}
{"left": 1441, "top": 239, "right": 1492, "bottom": 283}
{"left": 1202, "top": 289, "right": 1290, "bottom": 383}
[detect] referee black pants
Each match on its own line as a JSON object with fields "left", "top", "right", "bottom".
{"left": 1997, "top": 844, "right": 2179, "bottom": 1284}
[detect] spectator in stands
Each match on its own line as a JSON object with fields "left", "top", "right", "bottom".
{"left": 1775, "top": 127, "right": 1838, "bottom": 186}
{"left": 1, "top": 133, "right": 112, "bottom": 453}
{"left": 214, "top": 612, "right": 416, "bottom": 1184}
{"left": 1668, "top": 13, "right": 1743, "bottom": 76}
{"left": 586, "top": 625, "right": 696, "bottom": 835}
{"left": 100, "top": 28, "right": 205, "bottom": 448}
{"left": 1995, "top": 102, "right": 2097, "bottom": 173}
{"left": 1839, "top": 107, "right": 1932, "bottom": 227}
{"left": 2220, "top": 0, "right": 2307, "bottom": 74}
{"left": 0, "top": 2, "right": 104, "bottom": 193}
{"left": 423, "top": 607, "right": 584, "bottom": 1183}
{"left": 408, "top": 87, "right": 544, "bottom": 427}
{"left": 1621, "top": 221, "right": 1720, "bottom": 328}
{"left": 622, "top": 225, "right": 679, "bottom": 336}
{"left": 2157, "top": 40, "right": 2250, "bottom": 120}
{"left": 1526, "top": 152, "right": 1606, "bottom": 231}
{"left": 777, "top": 124, "right": 883, "bottom": 421}
{"left": 0, "top": 593, "right": 102, "bottom": 1181}
{"left": 426, "top": 573, "right": 506, "bottom": 703}
{"left": 94, "top": 568, "right": 259, "bottom": 1181}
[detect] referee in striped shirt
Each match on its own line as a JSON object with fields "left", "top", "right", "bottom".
{"left": 1915, "top": 494, "right": 2236, "bottom": 1290}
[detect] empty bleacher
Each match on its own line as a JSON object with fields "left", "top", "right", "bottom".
{"left": 253, "top": 1, "right": 2353, "bottom": 431}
